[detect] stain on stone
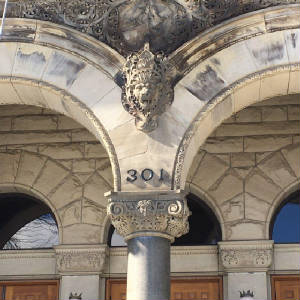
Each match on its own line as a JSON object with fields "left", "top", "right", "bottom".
{"left": 114, "top": 71, "right": 124, "bottom": 87}
{"left": 211, "top": 58, "right": 220, "bottom": 65}
{"left": 252, "top": 42, "right": 284, "bottom": 65}
{"left": 291, "top": 33, "right": 297, "bottom": 48}
{"left": 47, "top": 52, "right": 86, "bottom": 88}
{"left": 17, "top": 50, "right": 46, "bottom": 67}
{"left": 186, "top": 65, "right": 225, "bottom": 101}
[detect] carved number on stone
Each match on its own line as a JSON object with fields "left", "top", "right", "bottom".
{"left": 126, "top": 169, "right": 165, "bottom": 182}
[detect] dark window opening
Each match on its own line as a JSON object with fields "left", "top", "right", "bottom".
{"left": 0, "top": 193, "right": 59, "bottom": 250}
{"left": 271, "top": 190, "right": 300, "bottom": 243}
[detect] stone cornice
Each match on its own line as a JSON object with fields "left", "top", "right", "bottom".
{"left": 106, "top": 190, "right": 190, "bottom": 242}
{"left": 218, "top": 240, "right": 274, "bottom": 272}
{"left": 54, "top": 244, "right": 108, "bottom": 275}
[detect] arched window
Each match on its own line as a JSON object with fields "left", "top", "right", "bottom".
{"left": 271, "top": 191, "right": 300, "bottom": 243}
{"left": 0, "top": 193, "right": 59, "bottom": 250}
{"left": 107, "top": 193, "right": 222, "bottom": 247}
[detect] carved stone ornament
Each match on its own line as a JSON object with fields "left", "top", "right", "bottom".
{"left": 218, "top": 240, "right": 274, "bottom": 272}
{"left": 54, "top": 245, "right": 108, "bottom": 274}
{"left": 122, "top": 43, "right": 174, "bottom": 132}
{"left": 4, "top": 0, "right": 298, "bottom": 55}
{"left": 106, "top": 190, "right": 190, "bottom": 241}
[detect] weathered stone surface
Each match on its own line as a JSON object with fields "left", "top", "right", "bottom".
{"left": 49, "top": 175, "right": 82, "bottom": 209}
{"left": 225, "top": 221, "right": 265, "bottom": 240}
{"left": 231, "top": 153, "right": 255, "bottom": 168}
{"left": 85, "top": 143, "right": 108, "bottom": 158}
{"left": 245, "top": 169, "right": 281, "bottom": 204}
{"left": 245, "top": 193, "right": 270, "bottom": 222}
{"left": 0, "top": 152, "right": 20, "bottom": 183}
{"left": 258, "top": 152, "right": 297, "bottom": 188}
{"left": 73, "top": 159, "right": 96, "bottom": 173}
{"left": 58, "top": 116, "right": 83, "bottom": 130}
{"left": 201, "top": 137, "right": 243, "bottom": 153}
{"left": 261, "top": 106, "right": 287, "bottom": 121}
{"left": 39, "top": 143, "right": 84, "bottom": 160}
{"left": 186, "top": 151, "right": 205, "bottom": 182}
{"left": 221, "top": 194, "right": 244, "bottom": 222}
{"left": 62, "top": 224, "right": 102, "bottom": 244}
{"left": 209, "top": 171, "right": 243, "bottom": 205}
{"left": 12, "top": 115, "right": 58, "bottom": 131}
{"left": 82, "top": 199, "right": 106, "bottom": 225}
{"left": 33, "top": 160, "right": 69, "bottom": 195}
{"left": 0, "top": 105, "right": 43, "bottom": 116}
{"left": 236, "top": 108, "right": 261, "bottom": 123}
{"left": 0, "top": 117, "right": 12, "bottom": 131}
{"left": 71, "top": 130, "right": 97, "bottom": 142}
{"left": 281, "top": 143, "right": 300, "bottom": 177}
{"left": 288, "top": 105, "right": 300, "bottom": 120}
{"left": 15, "top": 151, "right": 47, "bottom": 186}
{"left": 244, "top": 136, "right": 292, "bottom": 152}
{"left": 59, "top": 200, "right": 81, "bottom": 226}
{"left": 192, "top": 153, "right": 228, "bottom": 190}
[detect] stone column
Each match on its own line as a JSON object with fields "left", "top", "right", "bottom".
{"left": 54, "top": 245, "right": 108, "bottom": 300}
{"left": 218, "top": 240, "right": 274, "bottom": 300}
{"left": 106, "top": 190, "right": 190, "bottom": 300}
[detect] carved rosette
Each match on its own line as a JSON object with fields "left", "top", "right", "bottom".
{"left": 218, "top": 240, "right": 274, "bottom": 272}
{"left": 106, "top": 191, "right": 190, "bottom": 241}
{"left": 54, "top": 245, "right": 108, "bottom": 274}
{"left": 122, "top": 43, "right": 174, "bottom": 132}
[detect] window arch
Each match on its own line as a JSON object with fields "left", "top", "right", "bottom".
{"left": 0, "top": 193, "right": 59, "bottom": 249}
{"left": 270, "top": 190, "right": 300, "bottom": 243}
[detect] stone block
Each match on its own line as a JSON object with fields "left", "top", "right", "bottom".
{"left": 281, "top": 143, "right": 300, "bottom": 178}
{"left": 288, "top": 70, "right": 300, "bottom": 94}
{"left": 62, "top": 224, "right": 102, "bottom": 244}
{"left": 0, "top": 152, "right": 20, "bottom": 183}
{"left": 293, "top": 135, "right": 300, "bottom": 144}
{"left": 73, "top": 159, "right": 96, "bottom": 173}
{"left": 225, "top": 221, "right": 265, "bottom": 240}
{"left": 0, "top": 43, "right": 18, "bottom": 75}
{"left": 192, "top": 153, "right": 228, "bottom": 190}
{"left": 12, "top": 115, "right": 58, "bottom": 131}
{"left": 260, "top": 71, "right": 289, "bottom": 100}
{"left": 231, "top": 153, "right": 255, "bottom": 168}
{"left": 39, "top": 143, "right": 84, "bottom": 160}
{"left": 254, "top": 94, "right": 300, "bottom": 106}
{"left": 0, "top": 117, "right": 12, "bottom": 131}
{"left": 284, "top": 29, "right": 300, "bottom": 64}
{"left": 58, "top": 200, "right": 81, "bottom": 226}
{"left": 262, "top": 106, "right": 287, "bottom": 121}
{"left": 82, "top": 199, "right": 106, "bottom": 225}
{"left": 12, "top": 44, "right": 53, "bottom": 80}
{"left": 245, "top": 193, "right": 270, "bottom": 222}
{"left": 258, "top": 152, "right": 297, "bottom": 188}
{"left": 235, "top": 107, "right": 261, "bottom": 123}
{"left": 201, "top": 137, "right": 243, "bottom": 153}
{"left": 288, "top": 105, "right": 300, "bottom": 120}
{"left": 71, "top": 129, "right": 97, "bottom": 142}
{"left": 0, "top": 105, "right": 43, "bottom": 116}
{"left": 85, "top": 143, "right": 108, "bottom": 158}
{"left": 95, "top": 159, "right": 113, "bottom": 187}
{"left": 221, "top": 194, "right": 244, "bottom": 222}
{"left": 186, "top": 151, "right": 205, "bottom": 182}
{"left": 245, "top": 169, "right": 282, "bottom": 203}
{"left": 274, "top": 244, "right": 300, "bottom": 270}
{"left": 209, "top": 171, "right": 243, "bottom": 205}
{"left": 33, "top": 160, "right": 69, "bottom": 196}
{"left": 233, "top": 79, "right": 261, "bottom": 112}
{"left": 211, "top": 96, "right": 234, "bottom": 127}
{"left": 15, "top": 151, "right": 47, "bottom": 186}
{"left": 84, "top": 172, "right": 111, "bottom": 207}
{"left": 216, "top": 121, "right": 299, "bottom": 137}
{"left": 49, "top": 175, "right": 83, "bottom": 209}
{"left": 69, "top": 64, "right": 116, "bottom": 107}
{"left": 244, "top": 136, "right": 292, "bottom": 152}
{"left": 0, "top": 81, "right": 22, "bottom": 105}
{"left": 58, "top": 115, "right": 83, "bottom": 130}
{"left": 0, "top": 132, "right": 71, "bottom": 146}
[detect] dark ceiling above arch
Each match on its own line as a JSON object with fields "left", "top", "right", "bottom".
{"left": 3, "top": 0, "right": 298, "bottom": 56}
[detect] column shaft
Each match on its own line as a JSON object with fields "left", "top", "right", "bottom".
{"left": 127, "top": 236, "right": 170, "bottom": 300}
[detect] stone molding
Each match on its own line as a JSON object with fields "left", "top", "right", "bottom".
{"left": 54, "top": 245, "right": 108, "bottom": 274}
{"left": 106, "top": 190, "right": 190, "bottom": 241}
{"left": 2, "top": 0, "right": 298, "bottom": 55}
{"left": 218, "top": 240, "right": 274, "bottom": 272}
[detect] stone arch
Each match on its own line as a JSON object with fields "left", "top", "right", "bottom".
{"left": 0, "top": 18, "right": 127, "bottom": 191}
{"left": 0, "top": 150, "right": 111, "bottom": 244}
{"left": 171, "top": 5, "right": 300, "bottom": 190}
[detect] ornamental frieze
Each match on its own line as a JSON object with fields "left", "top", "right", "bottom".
{"left": 106, "top": 190, "right": 190, "bottom": 241}
{"left": 54, "top": 245, "right": 108, "bottom": 274}
{"left": 218, "top": 240, "right": 274, "bottom": 272}
{"left": 3, "top": 0, "right": 298, "bottom": 56}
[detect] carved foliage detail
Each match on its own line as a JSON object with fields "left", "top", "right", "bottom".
{"left": 107, "top": 195, "right": 190, "bottom": 240}
{"left": 122, "top": 44, "right": 174, "bottom": 132}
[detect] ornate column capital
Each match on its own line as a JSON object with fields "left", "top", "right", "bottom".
{"left": 106, "top": 190, "right": 190, "bottom": 242}
{"left": 54, "top": 244, "right": 108, "bottom": 275}
{"left": 218, "top": 240, "right": 274, "bottom": 272}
